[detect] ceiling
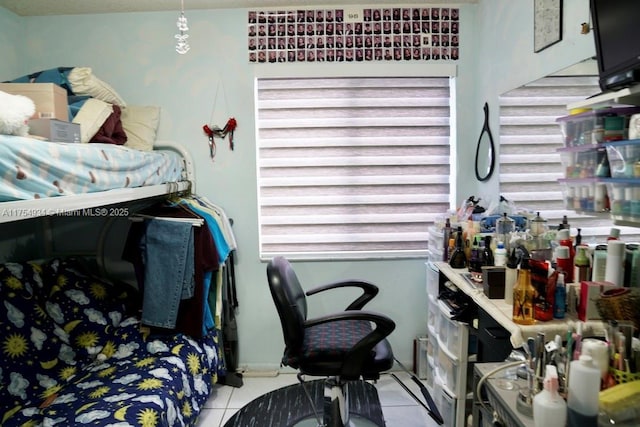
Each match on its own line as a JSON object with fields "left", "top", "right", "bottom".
{"left": 0, "top": 0, "right": 477, "bottom": 16}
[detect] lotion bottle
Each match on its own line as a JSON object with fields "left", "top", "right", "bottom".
{"left": 533, "top": 365, "right": 567, "bottom": 427}
{"left": 567, "top": 355, "right": 600, "bottom": 427}
{"left": 605, "top": 240, "right": 625, "bottom": 286}
{"left": 494, "top": 241, "right": 507, "bottom": 267}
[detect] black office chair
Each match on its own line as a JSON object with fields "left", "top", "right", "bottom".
{"left": 267, "top": 256, "right": 395, "bottom": 427}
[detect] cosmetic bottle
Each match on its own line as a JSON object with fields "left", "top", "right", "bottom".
{"left": 482, "top": 235, "right": 494, "bottom": 266}
{"left": 533, "top": 365, "right": 566, "bottom": 427}
{"left": 512, "top": 257, "right": 536, "bottom": 325}
{"left": 449, "top": 226, "right": 467, "bottom": 269}
{"left": 504, "top": 248, "right": 518, "bottom": 305}
{"left": 591, "top": 244, "right": 608, "bottom": 281}
{"left": 553, "top": 273, "right": 566, "bottom": 319}
{"left": 574, "top": 245, "right": 591, "bottom": 283}
{"left": 494, "top": 241, "right": 507, "bottom": 267}
{"left": 557, "top": 229, "right": 575, "bottom": 282}
{"left": 604, "top": 240, "right": 625, "bottom": 286}
{"left": 442, "top": 217, "right": 452, "bottom": 261}
{"left": 567, "top": 355, "right": 600, "bottom": 427}
{"left": 555, "top": 246, "right": 572, "bottom": 283}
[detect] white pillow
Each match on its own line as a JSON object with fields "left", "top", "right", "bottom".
{"left": 68, "top": 67, "right": 127, "bottom": 107}
{"left": 72, "top": 98, "right": 113, "bottom": 143}
{"left": 121, "top": 105, "right": 161, "bottom": 151}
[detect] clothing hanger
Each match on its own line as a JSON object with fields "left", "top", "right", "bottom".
{"left": 129, "top": 213, "right": 203, "bottom": 227}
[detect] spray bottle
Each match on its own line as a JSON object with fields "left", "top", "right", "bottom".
{"left": 533, "top": 365, "right": 567, "bottom": 427}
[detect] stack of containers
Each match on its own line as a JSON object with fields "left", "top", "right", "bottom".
{"left": 556, "top": 106, "right": 640, "bottom": 215}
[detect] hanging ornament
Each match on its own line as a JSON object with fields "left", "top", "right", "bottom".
{"left": 175, "top": 0, "right": 190, "bottom": 54}
{"left": 202, "top": 118, "right": 238, "bottom": 159}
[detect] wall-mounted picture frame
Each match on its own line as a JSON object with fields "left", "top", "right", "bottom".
{"left": 533, "top": 0, "right": 562, "bottom": 53}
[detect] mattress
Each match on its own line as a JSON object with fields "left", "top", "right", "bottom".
{"left": 0, "top": 135, "right": 185, "bottom": 202}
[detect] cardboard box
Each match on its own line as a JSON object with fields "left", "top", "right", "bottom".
{"left": 28, "top": 119, "right": 80, "bottom": 144}
{"left": 0, "top": 83, "right": 68, "bottom": 121}
{"left": 579, "top": 280, "right": 618, "bottom": 321}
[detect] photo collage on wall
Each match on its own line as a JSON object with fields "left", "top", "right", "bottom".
{"left": 248, "top": 7, "right": 459, "bottom": 63}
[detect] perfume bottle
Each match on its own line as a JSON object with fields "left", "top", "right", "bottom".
{"left": 449, "top": 226, "right": 467, "bottom": 269}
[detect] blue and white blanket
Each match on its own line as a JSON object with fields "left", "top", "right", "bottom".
{"left": 0, "top": 135, "right": 184, "bottom": 202}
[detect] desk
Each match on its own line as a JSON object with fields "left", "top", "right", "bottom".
{"left": 472, "top": 362, "right": 534, "bottom": 427}
{"left": 435, "top": 262, "right": 606, "bottom": 350}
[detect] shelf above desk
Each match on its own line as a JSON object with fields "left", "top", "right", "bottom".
{"left": 435, "top": 262, "right": 607, "bottom": 349}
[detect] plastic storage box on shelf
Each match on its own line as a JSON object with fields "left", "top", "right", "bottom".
{"left": 556, "top": 106, "right": 640, "bottom": 148}
{"left": 561, "top": 181, "right": 609, "bottom": 213}
{"left": 606, "top": 181, "right": 640, "bottom": 220}
{"left": 559, "top": 146, "right": 609, "bottom": 178}
{"left": 604, "top": 140, "right": 640, "bottom": 178}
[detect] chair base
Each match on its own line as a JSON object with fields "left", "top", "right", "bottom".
{"left": 291, "top": 414, "right": 381, "bottom": 427}
{"left": 223, "top": 378, "right": 385, "bottom": 427}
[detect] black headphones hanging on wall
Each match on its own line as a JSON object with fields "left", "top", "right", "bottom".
{"left": 474, "top": 102, "right": 496, "bottom": 182}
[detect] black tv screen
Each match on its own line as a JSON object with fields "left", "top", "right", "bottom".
{"left": 591, "top": 0, "right": 640, "bottom": 91}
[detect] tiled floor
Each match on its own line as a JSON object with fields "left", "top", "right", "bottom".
{"left": 196, "top": 371, "right": 440, "bottom": 427}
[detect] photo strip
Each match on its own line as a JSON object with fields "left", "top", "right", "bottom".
{"left": 248, "top": 7, "right": 459, "bottom": 63}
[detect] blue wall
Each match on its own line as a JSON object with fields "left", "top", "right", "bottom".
{"left": 0, "top": 1, "right": 595, "bottom": 370}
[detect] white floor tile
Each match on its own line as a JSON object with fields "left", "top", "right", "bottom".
{"left": 196, "top": 408, "right": 225, "bottom": 427}
{"left": 221, "top": 408, "right": 239, "bottom": 426}
{"left": 203, "top": 384, "right": 234, "bottom": 409}
{"left": 376, "top": 372, "right": 426, "bottom": 407}
{"left": 382, "top": 405, "right": 441, "bottom": 427}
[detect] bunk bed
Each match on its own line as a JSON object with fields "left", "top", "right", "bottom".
{"left": 0, "top": 135, "right": 226, "bottom": 426}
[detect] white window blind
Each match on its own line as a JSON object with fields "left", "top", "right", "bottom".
{"left": 256, "top": 76, "right": 452, "bottom": 260}
{"left": 499, "top": 75, "right": 640, "bottom": 241}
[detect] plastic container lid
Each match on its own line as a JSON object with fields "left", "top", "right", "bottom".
{"left": 569, "top": 107, "right": 591, "bottom": 115}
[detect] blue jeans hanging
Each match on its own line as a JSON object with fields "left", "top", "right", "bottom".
{"left": 140, "top": 219, "right": 195, "bottom": 329}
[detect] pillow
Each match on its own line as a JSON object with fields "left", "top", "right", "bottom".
{"left": 67, "top": 67, "right": 127, "bottom": 107}
{"left": 72, "top": 98, "right": 113, "bottom": 143}
{"left": 40, "top": 258, "right": 137, "bottom": 361}
{"left": 121, "top": 105, "right": 161, "bottom": 151}
{"left": 0, "top": 90, "right": 35, "bottom": 136}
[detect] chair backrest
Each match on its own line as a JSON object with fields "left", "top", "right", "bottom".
{"left": 267, "top": 256, "right": 308, "bottom": 353}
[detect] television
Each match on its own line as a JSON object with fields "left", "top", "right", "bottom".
{"left": 590, "top": 0, "right": 640, "bottom": 91}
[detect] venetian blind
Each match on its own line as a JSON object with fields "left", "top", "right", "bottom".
{"left": 257, "top": 76, "right": 452, "bottom": 260}
{"left": 499, "top": 75, "right": 640, "bottom": 241}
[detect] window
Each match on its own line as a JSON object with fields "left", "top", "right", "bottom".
{"left": 499, "top": 75, "right": 640, "bottom": 241}
{"left": 256, "top": 76, "right": 452, "bottom": 260}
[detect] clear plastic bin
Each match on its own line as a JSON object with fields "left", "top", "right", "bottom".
{"left": 559, "top": 146, "right": 609, "bottom": 178}
{"left": 604, "top": 141, "right": 640, "bottom": 178}
{"left": 606, "top": 181, "right": 640, "bottom": 220}
{"left": 561, "top": 180, "right": 609, "bottom": 213}
{"left": 556, "top": 106, "right": 640, "bottom": 148}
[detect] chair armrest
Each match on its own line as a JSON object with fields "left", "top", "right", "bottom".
{"left": 305, "top": 280, "right": 379, "bottom": 310}
{"left": 305, "top": 310, "right": 395, "bottom": 378}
